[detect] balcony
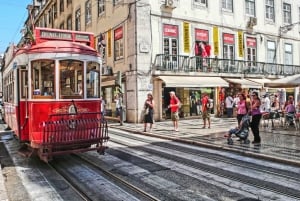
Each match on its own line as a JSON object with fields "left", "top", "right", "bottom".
{"left": 153, "top": 54, "right": 300, "bottom": 77}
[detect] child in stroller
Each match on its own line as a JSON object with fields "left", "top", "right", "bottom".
{"left": 225, "top": 114, "right": 251, "bottom": 145}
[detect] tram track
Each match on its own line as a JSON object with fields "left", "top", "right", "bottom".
{"left": 111, "top": 129, "right": 300, "bottom": 182}
{"left": 49, "top": 154, "right": 159, "bottom": 201}
{"left": 109, "top": 130, "right": 300, "bottom": 200}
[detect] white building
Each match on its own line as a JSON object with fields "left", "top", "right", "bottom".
{"left": 14, "top": 0, "right": 300, "bottom": 122}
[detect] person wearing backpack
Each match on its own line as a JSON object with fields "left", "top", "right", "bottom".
{"left": 201, "top": 93, "right": 211, "bottom": 129}
{"left": 168, "top": 91, "right": 180, "bottom": 132}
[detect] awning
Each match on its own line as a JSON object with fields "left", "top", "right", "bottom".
{"left": 264, "top": 74, "right": 300, "bottom": 88}
{"left": 246, "top": 78, "right": 272, "bottom": 87}
{"left": 101, "top": 80, "right": 115, "bottom": 87}
{"left": 225, "top": 78, "right": 262, "bottom": 88}
{"left": 157, "top": 76, "right": 229, "bottom": 87}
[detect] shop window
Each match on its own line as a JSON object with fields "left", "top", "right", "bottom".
{"left": 59, "top": 60, "right": 83, "bottom": 99}
{"left": 86, "top": 62, "right": 100, "bottom": 98}
{"left": 32, "top": 60, "right": 55, "bottom": 99}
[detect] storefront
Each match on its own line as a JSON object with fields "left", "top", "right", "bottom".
{"left": 154, "top": 76, "right": 229, "bottom": 120}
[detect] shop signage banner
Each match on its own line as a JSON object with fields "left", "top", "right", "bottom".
{"left": 114, "top": 26, "right": 123, "bottom": 40}
{"left": 108, "top": 29, "right": 112, "bottom": 57}
{"left": 183, "top": 22, "right": 190, "bottom": 53}
{"left": 213, "top": 27, "right": 219, "bottom": 56}
{"left": 195, "top": 28, "right": 208, "bottom": 41}
{"left": 223, "top": 33, "right": 234, "bottom": 44}
{"left": 238, "top": 31, "right": 244, "bottom": 57}
{"left": 163, "top": 24, "right": 178, "bottom": 37}
{"left": 246, "top": 37, "right": 256, "bottom": 48}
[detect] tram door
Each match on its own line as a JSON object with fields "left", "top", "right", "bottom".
{"left": 19, "top": 68, "right": 29, "bottom": 100}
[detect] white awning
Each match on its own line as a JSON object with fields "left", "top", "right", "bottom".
{"left": 246, "top": 78, "right": 272, "bottom": 86}
{"left": 225, "top": 78, "right": 262, "bottom": 88}
{"left": 157, "top": 76, "right": 229, "bottom": 87}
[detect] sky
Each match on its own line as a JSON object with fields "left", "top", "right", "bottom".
{"left": 0, "top": 0, "right": 32, "bottom": 53}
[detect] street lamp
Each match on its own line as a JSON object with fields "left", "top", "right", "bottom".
{"left": 279, "top": 22, "right": 300, "bottom": 35}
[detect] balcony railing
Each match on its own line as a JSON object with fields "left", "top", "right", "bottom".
{"left": 153, "top": 54, "right": 300, "bottom": 76}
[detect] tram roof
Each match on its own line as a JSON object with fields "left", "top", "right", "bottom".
{"left": 17, "top": 40, "right": 99, "bottom": 57}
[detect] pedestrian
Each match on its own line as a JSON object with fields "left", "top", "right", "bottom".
{"left": 225, "top": 94, "right": 234, "bottom": 118}
{"left": 114, "top": 94, "right": 122, "bottom": 122}
{"left": 271, "top": 94, "right": 280, "bottom": 110}
{"left": 250, "top": 91, "right": 262, "bottom": 145}
{"left": 100, "top": 96, "right": 106, "bottom": 116}
{"left": 143, "top": 92, "right": 155, "bottom": 132}
{"left": 168, "top": 91, "right": 180, "bottom": 132}
{"left": 236, "top": 93, "right": 248, "bottom": 126}
{"left": 262, "top": 94, "right": 271, "bottom": 112}
{"left": 201, "top": 93, "right": 211, "bottom": 129}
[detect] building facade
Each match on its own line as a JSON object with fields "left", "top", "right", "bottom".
{"left": 17, "top": 0, "right": 300, "bottom": 122}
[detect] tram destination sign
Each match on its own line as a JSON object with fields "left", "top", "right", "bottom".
{"left": 40, "top": 30, "right": 72, "bottom": 40}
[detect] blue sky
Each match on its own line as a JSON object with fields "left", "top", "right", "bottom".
{"left": 0, "top": 1, "right": 31, "bottom": 53}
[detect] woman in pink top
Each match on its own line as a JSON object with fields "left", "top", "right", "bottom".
{"left": 236, "top": 93, "right": 247, "bottom": 126}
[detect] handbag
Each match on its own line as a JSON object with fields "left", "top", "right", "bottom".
{"left": 144, "top": 107, "right": 149, "bottom": 115}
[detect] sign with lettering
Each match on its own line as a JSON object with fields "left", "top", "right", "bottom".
{"left": 213, "top": 27, "right": 219, "bottom": 56}
{"left": 246, "top": 37, "right": 256, "bottom": 48}
{"left": 114, "top": 26, "right": 123, "bottom": 40}
{"left": 238, "top": 31, "right": 244, "bottom": 57}
{"left": 40, "top": 30, "right": 72, "bottom": 40}
{"left": 223, "top": 33, "right": 234, "bottom": 44}
{"left": 195, "top": 29, "right": 209, "bottom": 41}
{"left": 183, "top": 22, "right": 190, "bottom": 53}
{"left": 163, "top": 24, "right": 178, "bottom": 37}
{"left": 75, "top": 34, "right": 90, "bottom": 41}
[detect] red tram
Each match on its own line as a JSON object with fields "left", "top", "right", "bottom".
{"left": 2, "top": 27, "right": 109, "bottom": 162}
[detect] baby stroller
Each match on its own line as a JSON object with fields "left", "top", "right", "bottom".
{"left": 226, "top": 114, "right": 251, "bottom": 145}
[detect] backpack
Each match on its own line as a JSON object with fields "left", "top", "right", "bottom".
{"left": 206, "top": 99, "right": 214, "bottom": 109}
{"left": 175, "top": 97, "right": 182, "bottom": 109}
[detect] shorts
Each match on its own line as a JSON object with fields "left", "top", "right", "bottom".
{"left": 171, "top": 111, "right": 179, "bottom": 121}
{"left": 202, "top": 110, "right": 210, "bottom": 119}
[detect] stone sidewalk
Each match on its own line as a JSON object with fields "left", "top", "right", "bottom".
{"left": 109, "top": 116, "right": 300, "bottom": 166}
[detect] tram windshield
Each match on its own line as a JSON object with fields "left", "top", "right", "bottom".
{"left": 31, "top": 59, "right": 100, "bottom": 99}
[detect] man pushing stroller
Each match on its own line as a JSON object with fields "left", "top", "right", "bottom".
{"left": 224, "top": 114, "right": 251, "bottom": 145}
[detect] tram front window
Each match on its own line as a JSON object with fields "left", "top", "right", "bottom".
{"left": 32, "top": 60, "right": 55, "bottom": 99}
{"left": 59, "top": 60, "right": 83, "bottom": 99}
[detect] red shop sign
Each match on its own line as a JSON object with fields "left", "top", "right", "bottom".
{"left": 246, "top": 37, "right": 256, "bottom": 48}
{"left": 223, "top": 33, "right": 234, "bottom": 44}
{"left": 114, "top": 26, "right": 123, "bottom": 40}
{"left": 195, "top": 29, "right": 209, "bottom": 41}
{"left": 163, "top": 24, "right": 178, "bottom": 37}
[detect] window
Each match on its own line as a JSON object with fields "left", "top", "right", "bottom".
{"left": 98, "top": 0, "right": 105, "bottom": 16}
{"left": 283, "top": 3, "right": 291, "bottom": 24}
{"left": 53, "top": 3, "right": 57, "bottom": 18}
{"left": 267, "top": 41, "right": 276, "bottom": 63}
{"left": 67, "top": 0, "right": 72, "bottom": 6}
{"left": 265, "top": 0, "right": 275, "bottom": 21}
{"left": 48, "top": 9, "right": 52, "bottom": 25}
{"left": 222, "top": 0, "right": 233, "bottom": 12}
{"left": 284, "top": 43, "right": 293, "bottom": 74}
{"left": 59, "top": 60, "right": 83, "bottom": 99}
{"left": 32, "top": 60, "right": 55, "bottom": 99}
{"left": 114, "top": 27, "right": 124, "bottom": 60}
{"left": 59, "top": 0, "right": 64, "bottom": 13}
{"left": 67, "top": 15, "right": 72, "bottom": 30}
{"left": 113, "top": 0, "right": 121, "bottom": 6}
{"left": 85, "top": 0, "right": 92, "bottom": 25}
{"left": 245, "top": 0, "right": 255, "bottom": 16}
{"left": 60, "top": 22, "right": 64, "bottom": 29}
{"left": 75, "top": 8, "right": 81, "bottom": 31}
{"left": 86, "top": 62, "right": 100, "bottom": 98}
{"left": 194, "top": 0, "right": 208, "bottom": 7}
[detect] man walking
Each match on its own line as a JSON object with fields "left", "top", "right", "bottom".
{"left": 201, "top": 93, "right": 211, "bottom": 128}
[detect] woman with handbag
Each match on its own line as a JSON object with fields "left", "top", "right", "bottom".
{"left": 143, "top": 92, "right": 155, "bottom": 132}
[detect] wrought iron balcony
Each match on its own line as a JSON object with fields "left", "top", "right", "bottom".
{"left": 153, "top": 54, "right": 300, "bottom": 77}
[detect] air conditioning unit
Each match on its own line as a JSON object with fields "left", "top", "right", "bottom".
{"left": 165, "top": 0, "right": 176, "bottom": 8}
{"left": 249, "top": 17, "right": 257, "bottom": 26}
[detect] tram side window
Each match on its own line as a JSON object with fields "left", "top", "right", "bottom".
{"left": 59, "top": 60, "right": 83, "bottom": 99}
{"left": 87, "top": 62, "right": 100, "bottom": 98}
{"left": 32, "top": 60, "right": 55, "bottom": 99}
